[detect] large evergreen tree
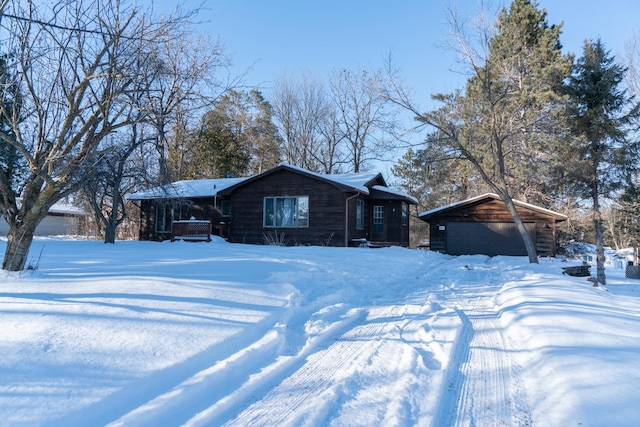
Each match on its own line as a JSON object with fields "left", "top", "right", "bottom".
{"left": 399, "top": 0, "right": 572, "bottom": 263}
{"left": 188, "top": 106, "right": 250, "bottom": 179}
{"left": 562, "top": 39, "right": 640, "bottom": 285}
{"left": 180, "top": 89, "right": 281, "bottom": 179}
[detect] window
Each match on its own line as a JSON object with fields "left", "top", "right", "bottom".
{"left": 373, "top": 205, "right": 384, "bottom": 233}
{"left": 356, "top": 199, "right": 364, "bottom": 230}
{"left": 155, "top": 202, "right": 179, "bottom": 233}
{"left": 220, "top": 200, "right": 231, "bottom": 217}
{"left": 264, "top": 196, "right": 309, "bottom": 227}
{"left": 401, "top": 202, "right": 408, "bottom": 226}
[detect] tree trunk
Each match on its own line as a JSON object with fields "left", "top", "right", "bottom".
{"left": 2, "top": 195, "right": 50, "bottom": 271}
{"left": 502, "top": 194, "right": 539, "bottom": 264}
{"left": 2, "top": 223, "right": 36, "bottom": 271}
{"left": 102, "top": 186, "right": 125, "bottom": 244}
{"left": 592, "top": 186, "right": 607, "bottom": 286}
{"left": 104, "top": 223, "right": 117, "bottom": 244}
{"left": 102, "top": 196, "right": 119, "bottom": 244}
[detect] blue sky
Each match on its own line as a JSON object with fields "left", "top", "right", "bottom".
{"left": 150, "top": 0, "right": 640, "bottom": 173}
{"left": 167, "top": 0, "right": 640, "bottom": 106}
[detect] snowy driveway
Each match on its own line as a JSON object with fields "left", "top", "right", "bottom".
{"left": 2, "top": 239, "right": 640, "bottom": 426}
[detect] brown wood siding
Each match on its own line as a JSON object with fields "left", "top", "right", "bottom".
{"left": 137, "top": 197, "right": 228, "bottom": 241}
{"left": 402, "top": 205, "right": 410, "bottom": 246}
{"left": 227, "top": 169, "right": 348, "bottom": 246}
{"left": 535, "top": 221, "right": 557, "bottom": 257}
{"left": 345, "top": 198, "right": 410, "bottom": 247}
{"left": 426, "top": 199, "right": 559, "bottom": 256}
{"left": 138, "top": 200, "right": 159, "bottom": 241}
{"left": 435, "top": 200, "right": 550, "bottom": 222}
{"left": 346, "top": 197, "right": 368, "bottom": 243}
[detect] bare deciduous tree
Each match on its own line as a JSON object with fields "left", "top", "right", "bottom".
{"left": 271, "top": 71, "right": 335, "bottom": 173}
{"left": 329, "top": 68, "right": 398, "bottom": 172}
{"left": 272, "top": 67, "right": 400, "bottom": 174}
{"left": 625, "top": 29, "right": 640, "bottom": 98}
{"left": 0, "top": 0, "right": 193, "bottom": 270}
{"left": 141, "top": 29, "right": 230, "bottom": 185}
{"left": 82, "top": 27, "right": 230, "bottom": 244}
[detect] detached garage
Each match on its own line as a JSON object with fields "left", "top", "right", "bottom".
{"left": 0, "top": 201, "right": 85, "bottom": 237}
{"left": 419, "top": 193, "right": 567, "bottom": 257}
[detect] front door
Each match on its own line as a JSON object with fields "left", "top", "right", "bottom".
{"left": 371, "top": 205, "right": 386, "bottom": 241}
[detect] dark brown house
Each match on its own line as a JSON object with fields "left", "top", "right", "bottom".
{"left": 128, "top": 177, "right": 247, "bottom": 241}
{"left": 419, "top": 193, "right": 567, "bottom": 257}
{"left": 129, "top": 164, "right": 417, "bottom": 247}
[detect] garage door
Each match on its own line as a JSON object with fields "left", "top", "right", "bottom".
{"left": 446, "top": 222, "right": 535, "bottom": 256}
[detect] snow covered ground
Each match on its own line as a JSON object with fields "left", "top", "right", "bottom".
{"left": 1, "top": 237, "right": 639, "bottom": 426}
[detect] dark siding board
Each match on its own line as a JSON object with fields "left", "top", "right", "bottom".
{"left": 534, "top": 221, "right": 557, "bottom": 257}
{"left": 386, "top": 201, "right": 401, "bottom": 243}
{"left": 428, "top": 223, "right": 447, "bottom": 253}
{"left": 138, "top": 200, "right": 155, "bottom": 240}
{"left": 347, "top": 197, "right": 368, "bottom": 243}
{"left": 437, "top": 200, "right": 547, "bottom": 222}
{"left": 227, "top": 169, "right": 348, "bottom": 246}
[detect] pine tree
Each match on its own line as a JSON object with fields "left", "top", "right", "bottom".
{"left": 415, "top": 0, "right": 572, "bottom": 263}
{"left": 180, "top": 90, "right": 281, "bottom": 179}
{"left": 187, "top": 107, "right": 250, "bottom": 179}
{"left": 562, "top": 39, "right": 640, "bottom": 285}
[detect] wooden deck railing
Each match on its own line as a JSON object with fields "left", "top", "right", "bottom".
{"left": 171, "top": 220, "right": 212, "bottom": 242}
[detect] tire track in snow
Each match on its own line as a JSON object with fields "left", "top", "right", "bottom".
{"left": 435, "top": 264, "right": 532, "bottom": 427}
{"left": 215, "top": 302, "right": 443, "bottom": 427}
{"left": 51, "top": 301, "right": 293, "bottom": 427}
{"left": 176, "top": 306, "right": 369, "bottom": 427}
{"left": 218, "top": 313, "right": 390, "bottom": 426}
{"left": 434, "top": 307, "right": 474, "bottom": 426}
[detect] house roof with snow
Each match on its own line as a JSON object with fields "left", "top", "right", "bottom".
{"left": 370, "top": 185, "right": 419, "bottom": 204}
{"left": 216, "top": 163, "right": 416, "bottom": 204}
{"left": 419, "top": 193, "right": 567, "bottom": 221}
{"left": 229, "top": 163, "right": 385, "bottom": 195}
{"left": 127, "top": 164, "right": 417, "bottom": 205}
{"left": 127, "top": 177, "right": 249, "bottom": 200}
{"left": 9, "top": 199, "right": 86, "bottom": 216}
{"left": 48, "top": 201, "right": 86, "bottom": 216}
